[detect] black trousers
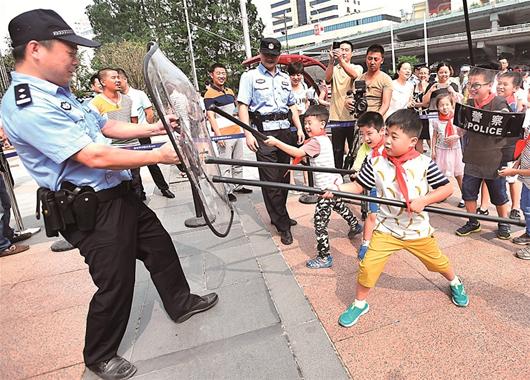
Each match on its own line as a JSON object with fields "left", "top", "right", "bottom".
{"left": 331, "top": 126, "right": 354, "bottom": 169}
{"left": 256, "top": 129, "right": 295, "bottom": 232}
{"left": 139, "top": 137, "right": 170, "bottom": 191}
{"left": 61, "top": 191, "right": 194, "bottom": 366}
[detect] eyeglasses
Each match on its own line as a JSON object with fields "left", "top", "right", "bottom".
{"left": 467, "top": 82, "right": 490, "bottom": 90}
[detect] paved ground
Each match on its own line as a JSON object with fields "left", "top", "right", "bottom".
{"left": 1, "top": 151, "right": 529, "bottom": 379}
{"left": 0, "top": 159, "right": 346, "bottom": 380}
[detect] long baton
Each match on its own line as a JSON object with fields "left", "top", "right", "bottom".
{"left": 212, "top": 175, "right": 526, "bottom": 227}
{"left": 209, "top": 106, "right": 268, "bottom": 141}
{"left": 205, "top": 156, "right": 355, "bottom": 175}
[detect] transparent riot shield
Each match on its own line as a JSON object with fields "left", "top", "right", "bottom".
{"left": 431, "top": 65, "right": 527, "bottom": 179}
{"left": 143, "top": 43, "right": 233, "bottom": 237}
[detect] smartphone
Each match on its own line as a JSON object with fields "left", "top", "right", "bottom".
{"left": 428, "top": 73, "right": 437, "bottom": 84}
{"left": 332, "top": 41, "right": 340, "bottom": 50}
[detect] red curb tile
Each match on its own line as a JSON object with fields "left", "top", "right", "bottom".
{"left": 0, "top": 305, "right": 87, "bottom": 379}
{"left": 254, "top": 193, "right": 530, "bottom": 379}
{"left": 335, "top": 309, "right": 527, "bottom": 379}
{"left": 0, "top": 268, "right": 94, "bottom": 323}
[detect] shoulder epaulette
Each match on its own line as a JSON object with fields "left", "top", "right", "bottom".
{"left": 14, "top": 83, "right": 32, "bottom": 107}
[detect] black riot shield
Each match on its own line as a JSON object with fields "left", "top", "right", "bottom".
{"left": 143, "top": 43, "right": 233, "bottom": 237}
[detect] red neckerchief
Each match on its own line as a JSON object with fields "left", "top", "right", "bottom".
{"left": 473, "top": 93, "right": 495, "bottom": 110}
{"left": 514, "top": 133, "right": 530, "bottom": 160}
{"left": 382, "top": 148, "right": 421, "bottom": 213}
{"left": 438, "top": 112, "right": 455, "bottom": 137}
{"left": 371, "top": 139, "right": 384, "bottom": 158}
{"left": 292, "top": 130, "right": 327, "bottom": 166}
{"left": 506, "top": 94, "right": 515, "bottom": 106}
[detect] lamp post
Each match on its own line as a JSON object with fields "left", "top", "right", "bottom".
{"left": 273, "top": 10, "right": 290, "bottom": 53}
{"left": 240, "top": 0, "right": 252, "bottom": 59}
{"left": 183, "top": 0, "right": 199, "bottom": 91}
{"left": 282, "top": 10, "right": 290, "bottom": 53}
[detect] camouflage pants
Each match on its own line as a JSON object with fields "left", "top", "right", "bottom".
{"left": 314, "top": 198, "right": 358, "bottom": 257}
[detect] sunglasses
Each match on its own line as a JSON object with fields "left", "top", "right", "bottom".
{"left": 467, "top": 82, "right": 490, "bottom": 90}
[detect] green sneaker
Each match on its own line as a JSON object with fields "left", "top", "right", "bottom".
{"left": 450, "top": 282, "right": 469, "bottom": 307}
{"left": 338, "top": 302, "right": 369, "bottom": 327}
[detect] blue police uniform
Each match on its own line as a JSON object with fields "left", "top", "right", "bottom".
{"left": 1, "top": 72, "right": 195, "bottom": 367}
{"left": 2, "top": 73, "right": 131, "bottom": 191}
{"left": 238, "top": 63, "right": 297, "bottom": 232}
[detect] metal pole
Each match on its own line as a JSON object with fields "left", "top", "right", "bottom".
{"left": 205, "top": 156, "right": 355, "bottom": 175}
{"left": 462, "top": 0, "right": 475, "bottom": 66}
{"left": 390, "top": 22, "right": 396, "bottom": 73}
{"left": 240, "top": 0, "right": 252, "bottom": 59}
{"left": 212, "top": 176, "right": 526, "bottom": 227}
{"left": 283, "top": 10, "right": 290, "bottom": 53}
{"left": 423, "top": 4, "right": 428, "bottom": 66}
{"left": 183, "top": 0, "right": 199, "bottom": 91}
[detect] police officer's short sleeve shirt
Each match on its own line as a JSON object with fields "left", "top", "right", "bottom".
{"left": 237, "top": 63, "right": 295, "bottom": 131}
{"left": 1, "top": 72, "right": 131, "bottom": 191}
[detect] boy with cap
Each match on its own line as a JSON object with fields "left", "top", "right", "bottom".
{"left": 2, "top": 9, "right": 218, "bottom": 380}
{"left": 238, "top": 37, "right": 305, "bottom": 245}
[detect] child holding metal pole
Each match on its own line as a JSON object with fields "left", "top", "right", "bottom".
{"left": 264, "top": 105, "right": 363, "bottom": 269}
{"left": 325, "top": 109, "right": 469, "bottom": 327}
{"left": 351, "top": 112, "right": 386, "bottom": 260}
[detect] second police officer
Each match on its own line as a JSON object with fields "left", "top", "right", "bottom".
{"left": 238, "top": 38, "right": 305, "bottom": 245}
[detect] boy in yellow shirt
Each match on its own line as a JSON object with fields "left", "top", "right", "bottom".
{"left": 325, "top": 109, "right": 469, "bottom": 327}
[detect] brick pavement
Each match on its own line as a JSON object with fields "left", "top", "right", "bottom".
{"left": 254, "top": 188, "right": 530, "bottom": 379}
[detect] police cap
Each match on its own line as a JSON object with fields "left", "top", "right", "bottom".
{"left": 260, "top": 38, "right": 281, "bottom": 56}
{"left": 9, "top": 9, "right": 100, "bottom": 48}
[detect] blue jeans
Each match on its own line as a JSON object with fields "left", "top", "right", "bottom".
{"left": 521, "top": 185, "right": 530, "bottom": 235}
{"left": 0, "top": 177, "right": 13, "bottom": 250}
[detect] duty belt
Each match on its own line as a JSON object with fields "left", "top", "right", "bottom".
{"left": 260, "top": 113, "right": 288, "bottom": 122}
{"left": 61, "top": 181, "right": 132, "bottom": 202}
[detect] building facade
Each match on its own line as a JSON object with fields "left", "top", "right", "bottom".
{"left": 271, "top": 0, "right": 362, "bottom": 34}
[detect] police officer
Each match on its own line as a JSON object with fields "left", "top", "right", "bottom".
{"left": 238, "top": 38, "right": 304, "bottom": 245}
{"left": 2, "top": 9, "right": 218, "bottom": 380}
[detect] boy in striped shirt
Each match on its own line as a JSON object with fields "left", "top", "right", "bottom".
{"left": 325, "top": 109, "right": 469, "bottom": 327}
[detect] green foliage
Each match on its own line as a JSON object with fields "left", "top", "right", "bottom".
{"left": 92, "top": 40, "right": 149, "bottom": 92}
{"left": 86, "top": 0, "right": 264, "bottom": 92}
{"left": 397, "top": 55, "right": 419, "bottom": 66}
{"left": 71, "top": 50, "right": 95, "bottom": 98}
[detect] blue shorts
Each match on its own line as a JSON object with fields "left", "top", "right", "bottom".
{"left": 368, "top": 187, "right": 379, "bottom": 213}
{"left": 462, "top": 174, "right": 508, "bottom": 206}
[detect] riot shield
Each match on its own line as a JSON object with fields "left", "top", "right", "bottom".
{"left": 143, "top": 43, "right": 233, "bottom": 237}
{"left": 445, "top": 66, "right": 526, "bottom": 180}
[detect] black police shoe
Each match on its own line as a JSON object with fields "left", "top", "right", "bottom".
{"left": 280, "top": 230, "right": 293, "bottom": 245}
{"left": 161, "top": 189, "right": 175, "bottom": 199}
{"left": 51, "top": 239, "right": 75, "bottom": 252}
{"left": 175, "top": 293, "right": 219, "bottom": 324}
{"left": 234, "top": 187, "right": 253, "bottom": 194}
{"left": 87, "top": 356, "right": 137, "bottom": 380}
{"left": 11, "top": 232, "right": 32, "bottom": 243}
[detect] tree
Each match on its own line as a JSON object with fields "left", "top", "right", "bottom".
{"left": 92, "top": 40, "right": 148, "bottom": 92}
{"left": 86, "top": 0, "right": 264, "bottom": 92}
{"left": 397, "top": 55, "right": 419, "bottom": 66}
